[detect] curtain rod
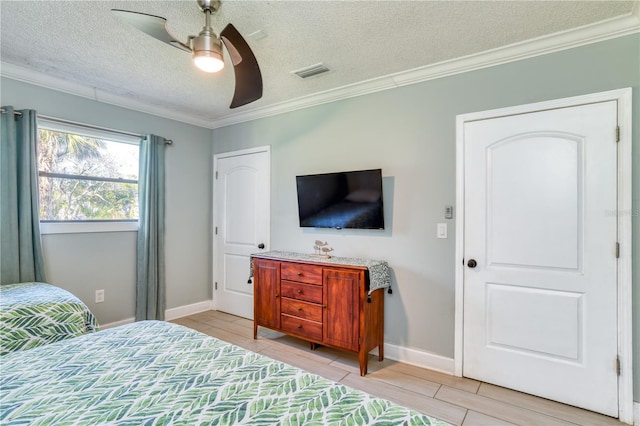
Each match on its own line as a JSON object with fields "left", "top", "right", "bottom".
{"left": 0, "top": 108, "right": 172, "bottom": 145}
{"left": 0, "top": 108, "right": 22, "bottom": 116}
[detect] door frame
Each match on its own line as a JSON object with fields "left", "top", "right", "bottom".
{"left": 212, "top": 145, "right": 271, "bottom": 313}
{"left": 454, "top": 88, "right": 633, "bottom": 423}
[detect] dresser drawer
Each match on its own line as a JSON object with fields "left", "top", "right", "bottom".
{"left": 281, "top": 314, "right": 322, "bottom": 342}
{"left": 281, "top": 280, "right": 323, "bottom": 303}
{"left": 281, "top": 298, "right": 323, "bottom": 322}
{"left": 281, "top": 263, "right": 322, "bottom": 285}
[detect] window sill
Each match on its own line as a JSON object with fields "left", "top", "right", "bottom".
{"left": 40, "top": 221, "right": 138, "bottom": 235}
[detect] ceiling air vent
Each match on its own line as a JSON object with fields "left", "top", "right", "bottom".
{"left": 292, "top": 63, "right": 331, "bottom": 79}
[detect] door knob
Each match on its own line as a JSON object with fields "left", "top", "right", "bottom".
{"left": 258, "top": 243, "right": 265, "bottom": 249}
{"left": 467, "top": 259, "right": 477, "bottom": 268}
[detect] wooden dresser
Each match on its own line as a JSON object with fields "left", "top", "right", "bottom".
{"left": 252, "top": 252, "right": 387, "bottom": 376}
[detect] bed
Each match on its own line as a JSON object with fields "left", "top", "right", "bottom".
{"left": 0, "top": 282, "right": 99, "bottom": 355}
{"left": 0, "top": 321, "right": 448, "bottom": 425}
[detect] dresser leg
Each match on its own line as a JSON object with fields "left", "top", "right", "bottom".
{"left": 359, "top": 350, "right": 368, "bottom": 376}
{"left": 378, "top": 343, "right": 384, "bottom": 361}
{"left": 253, "top": 323, "right": 257, "bottom": 339}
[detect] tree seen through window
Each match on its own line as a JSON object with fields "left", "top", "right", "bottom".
{"left": 37, "top": 127, "right": 139, "bottom": 221}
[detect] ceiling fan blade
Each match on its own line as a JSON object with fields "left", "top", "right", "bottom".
{"left": 111, "top": 9, "right": 191, "bottom": 52}
{"left": 220, "top": 23, "right": 263, "bottom": 108}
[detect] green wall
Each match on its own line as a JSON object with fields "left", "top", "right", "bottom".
{"left": 2, "top": 32, "right": 638, "bottom": 403}
{"left": 211, "top": 34, "right": 640, "bottom": 399}
{"left": 0, "top": 78, "right": 213, "bottom": 324}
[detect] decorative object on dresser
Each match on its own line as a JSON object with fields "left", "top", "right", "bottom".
{"left": 312, "top": 240, "right": 333, "bottom": 258}
{"left": 251, "top": 251, "right": 390, "bottom": 376}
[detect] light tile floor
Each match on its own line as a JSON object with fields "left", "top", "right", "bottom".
{"left": 171, "top": 310, "right": 625, "bottom": 426}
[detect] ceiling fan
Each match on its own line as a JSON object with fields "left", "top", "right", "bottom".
{"left": 112, "top": 0, "right": 262, "bottom": 109}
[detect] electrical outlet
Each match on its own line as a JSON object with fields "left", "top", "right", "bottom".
{"left": 95, "top": 289, "right": 105, "bottom": 304}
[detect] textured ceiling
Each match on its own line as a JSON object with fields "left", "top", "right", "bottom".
{"left": 0, "top": 1, "right": 637, "bottom": 127}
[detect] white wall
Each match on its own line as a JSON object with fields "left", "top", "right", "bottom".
{"left": 0, "top": 78, "right": 213, "bottom": 324}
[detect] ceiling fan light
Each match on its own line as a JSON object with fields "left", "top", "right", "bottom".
{"left": 192, "top": 31, "right": 224, "bottom": 73}
{"left": 194, "top": 53, "right": 224, "bottom": 73}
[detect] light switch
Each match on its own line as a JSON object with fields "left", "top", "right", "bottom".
{"left": 437, "top": 223, "right": 448, "bottom": 239}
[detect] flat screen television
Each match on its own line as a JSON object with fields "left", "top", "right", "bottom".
{"left": 296, "top": 169, "right": 384, "bottom": 229}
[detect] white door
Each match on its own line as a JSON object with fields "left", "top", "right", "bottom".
{"left": 462, "top": 101, "right": 619, "bottom": 416}
{"left": 213, "top": 147, "right": 270, "bottom": 319}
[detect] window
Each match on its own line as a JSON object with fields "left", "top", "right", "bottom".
{"left": 37, "top": 119, "right": 140, "bottom": 232}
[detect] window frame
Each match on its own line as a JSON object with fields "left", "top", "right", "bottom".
{"left": 37, "top": 118, "right": 141, "bottom": 235}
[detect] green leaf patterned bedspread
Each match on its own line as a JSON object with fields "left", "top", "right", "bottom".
{"left": 0, "top": 321, "right": 449, "bottom": 425}
{"left": 0, "top": 282, "right": 99, "bottom": 355}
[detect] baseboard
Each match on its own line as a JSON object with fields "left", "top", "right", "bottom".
{"left": 377, "top": 343, "right": 455, "bottom": 375}
{"left": 100, "top": 302, "right": 455, "bottom": 375}
{"left": 634, "top": 401, "right": 639, "bottom": 426}
{"left": 100, "top": 317, "right": 135, "bottom": 330}
{"left": 99, "top": 300, "right": 213, "bottom": 329}
{"left": 165, "top": 300, "right": 213, "bottom": 321}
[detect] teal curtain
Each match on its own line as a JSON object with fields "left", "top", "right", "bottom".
{"left": 0, "top": 106, "right": 47, "bottom": 285}
{"left": 136, "top": 134, "right": 166, "bottom": 321}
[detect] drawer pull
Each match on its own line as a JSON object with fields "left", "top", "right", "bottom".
{"left": 297, "top": 272, "right": 303, "bottom": 276}
{"left": 275, "top": 294, "right": 279, "bottom": 298}
{"left": 297, "top": 307, "right": 302, "bottom": 311}
{"left": 297, "top": 289, "right": 302, "bottom": 294}
{"left": 297, "top": 324, "right": 302, "bottom": 329}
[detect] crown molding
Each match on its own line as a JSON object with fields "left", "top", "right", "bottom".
{"left": 393, "top": 11, "right": 640, "bottom": 88}
{"left": 210, "top": 11, "right": 639, "bottom": 129}
{"left": 0, "top": 62, "right": 214, "bottom": 129}
{"left": 2, "top": 11, "right": 638, "bottom": 131}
